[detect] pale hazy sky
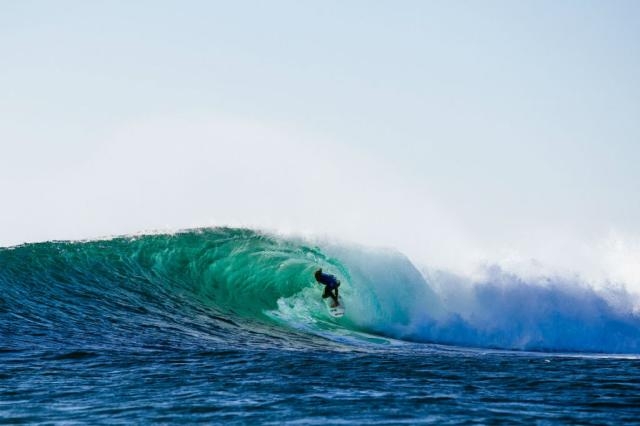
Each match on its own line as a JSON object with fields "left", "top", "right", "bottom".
{"left": 1, "top": 1, "right": 639, "bottom": 281}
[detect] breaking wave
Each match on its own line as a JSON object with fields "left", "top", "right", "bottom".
{"left": 2, "top": 228, "right": 639, "bottom": 354}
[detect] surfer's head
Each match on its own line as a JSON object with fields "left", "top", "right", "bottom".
{"left": 315, "top": 268, "right": 322, "bottom": 278}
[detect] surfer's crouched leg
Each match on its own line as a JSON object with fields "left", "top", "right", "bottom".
{"left": 330, "top": 289, "right": 339, "bottom": 307}
{"left": 322, "top": 287, "right": 331, "bottom": 299}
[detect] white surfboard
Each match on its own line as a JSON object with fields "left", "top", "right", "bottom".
{"left": 324, "top": 296, "right": 345, "bottom": 318}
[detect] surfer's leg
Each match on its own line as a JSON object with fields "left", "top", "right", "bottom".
{"left": 322, "top": 287, "right": 331, "bottom": 299}
{"left": 331, "top": 288, "right": 339, "bottom": 306}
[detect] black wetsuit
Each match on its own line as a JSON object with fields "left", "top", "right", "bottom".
{"left": 315, "top": 271, "right": 340, "bottom": 300}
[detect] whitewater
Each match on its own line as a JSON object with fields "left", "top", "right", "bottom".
{"left": 2, "top": 227, "right": 640, "bottom": 423}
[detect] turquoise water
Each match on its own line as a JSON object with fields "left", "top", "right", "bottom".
{"left": 2, "top": 228, "right": 640, "bottom": 423}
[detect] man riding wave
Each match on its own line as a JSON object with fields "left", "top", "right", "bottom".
{"left": 314, "top": 268, "right": 341, "bottom": 307}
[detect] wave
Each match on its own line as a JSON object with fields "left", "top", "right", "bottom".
{"left": 1, "top": 227, "right": 639, "bottom": 354}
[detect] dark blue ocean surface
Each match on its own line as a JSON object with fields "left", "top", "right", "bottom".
{"left": 3, "top": 344, "right": 640, "bottom": 424}
{"left": 2, "top": 228, "right": 640, "bottom": 424}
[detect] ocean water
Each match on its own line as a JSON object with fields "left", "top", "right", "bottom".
{"left": 2, "top": 227, "right": 640, "bottom": 424}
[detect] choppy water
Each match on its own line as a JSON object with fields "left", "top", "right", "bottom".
{"left": 2, "top": 228, "right": 640, "bottom": 423}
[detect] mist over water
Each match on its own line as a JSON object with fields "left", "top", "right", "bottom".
{"left": 3, "top": 115, "right": 639, "bottom": 300}
{"left": 3, "top": 116, "right": 640, "bottom": 357}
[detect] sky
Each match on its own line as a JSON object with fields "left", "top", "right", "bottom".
{"left": 1, "top": 1, "right": 639, "bottom": 284}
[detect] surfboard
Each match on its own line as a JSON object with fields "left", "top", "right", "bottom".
{"left": 324, "top": 296, "right": 345, "bottom": 318}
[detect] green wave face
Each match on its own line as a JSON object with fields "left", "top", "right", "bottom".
{"left": 0, "top": 227, "right": 444, "bottom": 346}
{"left": 2, "top": 227, "right": 387, "bottom": 354}
{"left": 127, "top": 228, "right": 345, "bottom": 318}
{"left": 1, "top": 228, "right": 346, "bottom": 323}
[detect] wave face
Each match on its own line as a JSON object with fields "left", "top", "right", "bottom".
{"left": 2, "top": 227, "right": 640, "bottom": 354}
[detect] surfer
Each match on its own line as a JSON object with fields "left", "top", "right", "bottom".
{"left": 314, "top": 268, "right": 340, "bottom": 307}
